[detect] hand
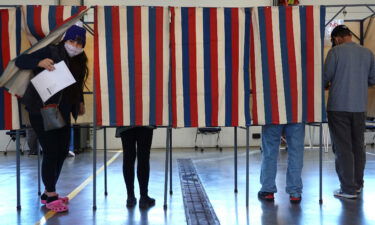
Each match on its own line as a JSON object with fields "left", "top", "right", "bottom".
{"left": 78, "top": 102, "right": 85, "bottom": 116}
{"left": 38, "top": 58, "right": 55, "bottom": 71}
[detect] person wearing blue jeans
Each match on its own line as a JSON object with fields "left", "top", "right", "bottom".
{"left": 258, "top": 123, "right": 305, "bottom": 203}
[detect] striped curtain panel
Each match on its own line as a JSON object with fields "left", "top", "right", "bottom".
{"left": 0, "top": 8, "right": 21, "bottom": 130}
{"left": 22, "top": 5, "right": 87, "bottom": 45}
{"left": 170, "top": 7, "right": 251, "bottom": 128}
{"left": 250, "top": 6, "right": 326, "bottom": 125}
{"left": 94, "top": 6, "right": 170, "bottom": 126}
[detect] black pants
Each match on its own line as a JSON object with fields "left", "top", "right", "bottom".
{"left": 120, "top": 127, "right": 154, "bottom": 198}
{"left": 29, "top": 113, "right": 70, "bottom": 192}
{"left": 26, "top": 127, "right": 39, "bottom": 154}
{"left": 327, "top": 111, "right": 366, "bottom": 194}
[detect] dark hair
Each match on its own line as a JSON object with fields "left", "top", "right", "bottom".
{"left": 68, "top": 51, "right": 89, "bottom": 90}
{"left": 331, "top": 25, "right": 351, "bottom": 38}
{"left": 65, "top": 47, "right": 89, "bottom": 103}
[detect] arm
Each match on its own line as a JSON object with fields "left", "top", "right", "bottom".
{"left": 323, "top": 50, "right": 336, "bottom": 89}
{"left": 15, "top": 46, "right": 55, "bottom": 71}
{"left": 78, "top": 102, "right": 85, "bottom": 115}
{"left": 77, "top": 84, "right": 86, "bottom": 115}
{"left": 78, "top": 92, "right": 85, "bottom": 115}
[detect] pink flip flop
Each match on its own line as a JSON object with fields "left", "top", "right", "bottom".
{"left": 46, "top": 199, "right": 68, "bottom": 213}
{"left": 59, "top": 196, "right": 69, "bottom": 204}
{"left": 41, "top": 196, "right": 69, "bottom": 205}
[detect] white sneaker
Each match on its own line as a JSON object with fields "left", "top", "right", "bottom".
{"left": 333, "top": 189, "right": 357, "bottom": 199}
{"left": 68, "top": 151, "right": 75, "bottom": 157}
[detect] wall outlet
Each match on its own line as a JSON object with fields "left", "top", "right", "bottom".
{"left": 252, "top": 133, "right": 261, "bottom": 139}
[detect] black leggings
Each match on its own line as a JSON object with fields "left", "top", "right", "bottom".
{"left": 120, "top": 127, "right": 154, "bottom": 197}
{"left": 29, "top": 113, "right": 70, "bottom": 192}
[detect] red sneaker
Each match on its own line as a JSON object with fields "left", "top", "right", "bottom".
{"left": 290, "top": 195, "right": 302, "bottom": 204}
{"left": 258, "top": 191, "right": 275, "bottom": 201}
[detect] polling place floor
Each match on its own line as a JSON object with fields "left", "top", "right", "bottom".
{"left": 1, "top": 145, "right": 375, "bottom": 225}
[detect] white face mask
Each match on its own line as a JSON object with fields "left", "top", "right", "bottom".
{"left": 64, "top": 43, "right": 84, "bottom": 57}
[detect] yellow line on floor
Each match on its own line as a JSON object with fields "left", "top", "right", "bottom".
{"left": 35, "top": 150, "right": 123, "bottom": 225}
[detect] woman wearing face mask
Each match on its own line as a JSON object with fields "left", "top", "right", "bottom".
{"left": 15, "top": 23, "right": 88, "bottom": 213}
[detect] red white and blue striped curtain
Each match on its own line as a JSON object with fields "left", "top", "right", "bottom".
{"left": 250, "top": 6, "right": 326, "bottom": 125}
{"left": 22, "top": 5, "right": 87, "bottom": 45}
{"left": 170, "top": 7, "right": 251, "bottom": 127}
{"left": 94, "top": 6, "right": 170, "bottom": 126}
{"left": 0, "top": 8, "right": 21, "bottom": 130}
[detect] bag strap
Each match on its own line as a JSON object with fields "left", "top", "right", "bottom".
{"left": 43, "top": 91, "right": 63, "bottom": 107}
{"left": 57, "top": 91, "right": 63, "bottom": 104}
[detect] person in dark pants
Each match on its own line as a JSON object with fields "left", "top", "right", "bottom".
{"left": 15, "top": 23, "right": 88, "bottom": 212}
{"left": 324, "top": 25, "right": 375, "bottom": 199}
{"left": 116, "top": 126, "right": 155, "bottom": 209}
{"left": 26, "top": 126, "right": 39, "bottom": 155}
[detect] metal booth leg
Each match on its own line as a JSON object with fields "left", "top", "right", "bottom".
{"left": 246, "top": 126, "right": 250, "bottom": 207}
{"left": 37, "top": 142, "right": 41, "bottom": 196}
{"left": 234, "top": 127, "right": 238, "bottom": 193}
{"left": 92, "top": 126, "right": 97, "bottom": 210}
{"left": 16, "top": 130, "right": 21, "bottom": 210}
{"left": 163, "top": 127, "right": 170, "bottom": 209}
{"left": 104, "top": 127, "right": 108, "bottom": 196}
{"left": 169, "top": 128, "right": 173, "bottom": 195}
{"left": 319, "top": 123, "right": 323, "bottom": 204}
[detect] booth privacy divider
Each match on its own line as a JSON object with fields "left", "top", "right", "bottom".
{"left": 94, "top": 6, "right": 170, "bottom": 127}
{"left": 250, "top": 6, "right": 326, "bottom": 125}
{"left": 0, "top": 6, "right": 89, "bottom": 97}
{"left": 22, "top": 5, "right": 87, "bottom": 45}
{"left": 0, "top": 4, "right": 328, "bottom": 139}
{"left": 94, "top": 6, "right": 326, "bottom": 127}
{"left": 0, "top": 8, "right": 21, "bottom": 130}
{"left": 170, "top": 7, "right": 252, "bottom": 127}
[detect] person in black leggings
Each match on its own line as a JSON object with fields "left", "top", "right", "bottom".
{"left": 15, "top": 23, "right": 88, "bottom": 212}
{"left": 29, "top": 113, "right": 71, "bottom": 192}
{"left": 116, "top": 126, "right": 155, "bottom": 208}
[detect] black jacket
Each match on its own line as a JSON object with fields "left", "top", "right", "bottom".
{"left": 15, "top": 43, "right": 84, "bottom": 122}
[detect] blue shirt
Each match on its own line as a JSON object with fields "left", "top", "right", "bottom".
{"left": 324, "top": 42, "right": 375, "bottom": 112}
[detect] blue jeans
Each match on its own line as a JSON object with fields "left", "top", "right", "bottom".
{"left": 260, "top": 123, "right": 305, "bottom": 195}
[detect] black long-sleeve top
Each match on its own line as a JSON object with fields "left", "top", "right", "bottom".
{"left": 15, "top": 43, "right": 85, "bottom": 122}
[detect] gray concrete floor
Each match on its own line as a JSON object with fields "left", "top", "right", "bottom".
{"left": 1, "top": 145, "right": 375, "bottom": 225}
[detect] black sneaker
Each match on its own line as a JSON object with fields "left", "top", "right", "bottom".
{"left": 290, "top": 194, "right": 302, "bottom": 204}
{"left": 139, "top": 196, "right": 155, "bottom": 209}
{"left": 126, "top": 197, "right": 137, "bottom": 207}
{"left": 258, "top": 191, "right": 274, "bottom": 201}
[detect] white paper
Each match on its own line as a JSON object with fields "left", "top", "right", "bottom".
{"left": 31, "top": 61, "right": 76, "bottom": 102}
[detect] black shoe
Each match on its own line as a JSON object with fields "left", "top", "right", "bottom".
{"left": 258, "top": 191, "right": 275, "bottom": 201}
{"left": 139, "top": 196, "right": 155, "bottom": 209}
{"left": 126, "top": 197, "right": 137, "bottom": 207}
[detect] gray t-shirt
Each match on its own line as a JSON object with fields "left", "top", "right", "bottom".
{"left": 324, "top": 42, "right": 375, "bottom": 112}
